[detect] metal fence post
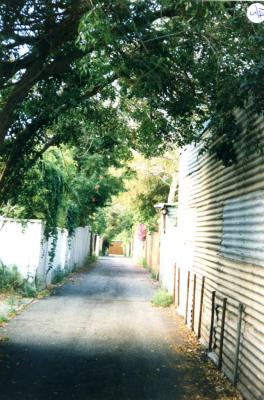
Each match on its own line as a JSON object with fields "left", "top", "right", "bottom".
{"left": 198, "top": 276, "right": 205, "bottom": 339}
{"left": 218, "top": 297, "right": 227, "bottom": 370}
{"left": 185, "top": 271, "right": 190, "bottom": 325}
{"left": 191, "top": 274, "right": 196, "bottom": 331}
{"left": 209, "top": 290, "right": 216, "bottom": 352}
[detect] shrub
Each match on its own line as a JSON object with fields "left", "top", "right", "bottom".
{"left": 0, "top": 262, "right": 37, "bottom": 297}
{"left": 152, "top": 288, "right": 173, "bottom": 307}
{"left": 52, "top": 267, "right": 65, "bottom": 284}
{"left": 0, "top": 316, "right": 8, "bottom": 324}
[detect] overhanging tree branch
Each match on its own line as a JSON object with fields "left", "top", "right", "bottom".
{"left": 0, "top": 49, "right": 86, "bottom": 150}
{"left": 0, "top": 1, "right": 92, "bottom": 147}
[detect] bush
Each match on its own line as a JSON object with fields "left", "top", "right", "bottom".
{"left": 52, "top": 267, "right": 65, "bottom": 284}
{"left": 0, "top": 262, "right": 37, "bottom": 297}
{"left": 152, "top": 288, "right": 173, "bottom": 307}
{"left": 0, "top": 316, "right": 8, "bottom": 324}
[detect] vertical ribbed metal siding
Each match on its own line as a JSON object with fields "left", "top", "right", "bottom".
{"left": 177, "top": 118, "right": 264, "bottom": 400}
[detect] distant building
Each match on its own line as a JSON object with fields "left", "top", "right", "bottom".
{"left": 109, "top": 241, "right": 124, "bottom": 256}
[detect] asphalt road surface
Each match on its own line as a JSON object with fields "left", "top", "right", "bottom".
{"left": 0, "top": 257, "right": 224, "bottom": 400}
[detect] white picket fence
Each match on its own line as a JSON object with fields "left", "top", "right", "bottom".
{"left": 0, "top": 217, "right": 92, "bottom": 288}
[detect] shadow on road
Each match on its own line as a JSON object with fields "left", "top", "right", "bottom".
{"left": 0, "top": 340, "right": 217, "bottom": 400}
{"left": 0, "top": 257, "right": 227, "bottom": 400}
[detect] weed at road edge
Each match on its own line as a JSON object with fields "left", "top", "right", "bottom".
{"left": 152, "top": 288, "right": 173, "bottom": 307}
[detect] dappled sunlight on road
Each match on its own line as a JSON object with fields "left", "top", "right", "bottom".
{"left": 0, "top": 257, "right": 237, "bottom": 400}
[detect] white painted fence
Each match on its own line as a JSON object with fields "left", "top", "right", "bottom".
{"left": 0, "top": 217, "right": 92, "bottom": 288}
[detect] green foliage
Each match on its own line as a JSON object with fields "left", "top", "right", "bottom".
{"left": 126, "top": 152, "right": 175, "bottom": 231}
{"left": 94, "top": 205, "right": 134, "bottom": 244}
{"left": 15, "top": 157, "right": 66, "bottom": 239}
{"left": 85, "top": 255, "right": 98, "bottom": 265}
{"left": 1, "top": 145, "right": 128, "bottom": 253}
{"left": 138, "top": 257, "right": 159, "bottom": 280}
{"left": 138, "top": 257, "right": 149, "bottom": 269}
{"left": 0, "top": 262, "right": 37, "bottom": 298}
{"left": 135, "top": 175, "right": 169, "bottom": 231}
{"left": 52, "top": 267, "right": 66, "bottom": 285}
{"left": 0, "top": 316, "right": 8, "bottom": 324}
{"left": 2, "top": 0, "right": 264, "bottom": 234}
{"left": 93, "top": 151, "right": 175, "bottom": 244}
{"left": 1, "top": 0, "right": 264, "bottom": 198}
{"left": 152, "top": 289, "right": 173, "bottom": 308}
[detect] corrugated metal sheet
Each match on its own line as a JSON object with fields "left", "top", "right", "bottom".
{"left": 220, "top": 191, "right": 264, "bottom": 265}
{"left": 177, "top": 118, "right": 264, "bottom": 400}
{"left": 179, "top": 144, "right": 200, "bottom": 179}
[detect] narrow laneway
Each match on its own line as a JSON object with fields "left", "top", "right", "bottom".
{"left": 0, "top": 257, "right": 234, "bottom": 400}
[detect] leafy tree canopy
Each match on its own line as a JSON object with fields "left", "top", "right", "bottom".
{"left": 2, "top": 145, "right": 129, "bottom": 238}
{"left": 1, "top": 0, "right": 264, "bottom": 205}
{"left": 0, "top": 0, "right": 264, "bottom": 241}
{"left": 94, "top": 150, "right": 177, "bottom": 242}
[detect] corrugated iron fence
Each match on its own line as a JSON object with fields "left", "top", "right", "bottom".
{"left": 176, "top": 111, "right": 264, "bottom": 400}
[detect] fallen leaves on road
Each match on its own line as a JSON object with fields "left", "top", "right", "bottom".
{"left": 167, "top": 309, "right": 243, "bottom": 400}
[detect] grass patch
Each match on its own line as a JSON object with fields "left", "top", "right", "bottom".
{"left": 0, "top": 315, "right": 8, "bottom": 325}
{"left": 138, "top": 257, "right": 148, "bottom": 269}
{"left": 37, "top": 289, "right": 51, "bottom": 299}
{"left": 52, "top": 267, "right": 66, "bottom": 284}
{"left": 152, "top": 288, "right": 173, "bottom": 307}
{"left": 138, "top": 258, "right": 159, "bottom": 281}
{"left": 0, "top": 262, "right": 37, "bottom": 297}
